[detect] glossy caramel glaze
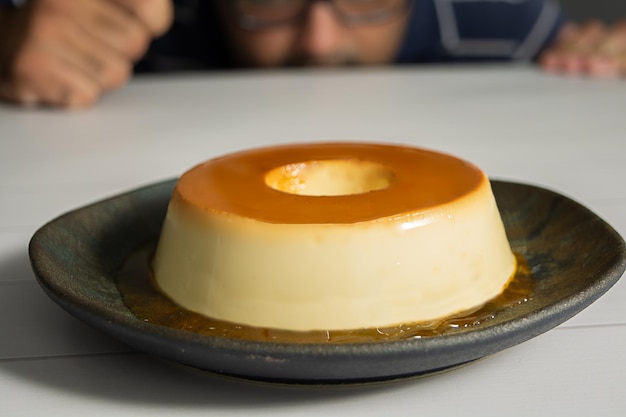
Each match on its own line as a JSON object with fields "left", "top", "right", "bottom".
{"left": 174, "top": 143, "right": 484, "bottom": 224}
{"left": 117, "top": 245, "right": 533, "bottom": 344}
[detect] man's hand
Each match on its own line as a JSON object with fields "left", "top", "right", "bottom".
{"left": 540, "top": 20, "right": 626, "bottom": 78}
{"left": 0, "top": 0, "right": 173, "bottom": 108}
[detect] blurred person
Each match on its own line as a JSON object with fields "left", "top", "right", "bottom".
{"left": 0, "top": 0, "right": 624, "bottom": 108}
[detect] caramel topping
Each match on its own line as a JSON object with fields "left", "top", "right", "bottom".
{"left": 117, "top": 246, "right": 533, "bottom": 344}
{"left": 174, "top": 143, "right": 484, "bottom": 224}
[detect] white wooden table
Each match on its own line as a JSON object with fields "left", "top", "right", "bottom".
{"left": 1, "top": 65, "right": 625, "bottom": 416}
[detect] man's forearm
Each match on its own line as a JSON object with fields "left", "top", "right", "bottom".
{"left": 0, "top": 0, "right": 173, "bottom": 107}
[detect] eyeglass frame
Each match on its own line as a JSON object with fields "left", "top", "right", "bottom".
{"left": 225, "top": 0, "right": 412, "bottom": 31}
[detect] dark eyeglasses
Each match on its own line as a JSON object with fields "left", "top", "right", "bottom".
{"left": 229, "top": 0, "right": 410, "bottom": 30}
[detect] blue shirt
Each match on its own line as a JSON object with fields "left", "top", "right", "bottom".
{"left": 397, "top": 0, "right": 563, "bottom": 63}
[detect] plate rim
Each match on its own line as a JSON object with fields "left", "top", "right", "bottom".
{"left": 29, "top": 179, "right": 626, "bottom": 383}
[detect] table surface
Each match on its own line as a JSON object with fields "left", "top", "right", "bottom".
{"left": 1, "top": 64, "right": 625, "bottom": 416}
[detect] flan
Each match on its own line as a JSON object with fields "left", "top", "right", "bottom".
{"left": 152, "top": 142, "right": 516, "bottom": 332}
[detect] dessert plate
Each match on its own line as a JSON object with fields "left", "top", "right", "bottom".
{"left": 29, "top": 180, "right": 626, "bottom": 384}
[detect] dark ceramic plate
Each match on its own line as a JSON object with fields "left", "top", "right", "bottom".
{"left": 29, "top": 180, "right": 626, "bottom": 384}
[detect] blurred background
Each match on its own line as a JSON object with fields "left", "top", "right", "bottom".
{"left": 561, "top": 0, "right": 626, "bottom": 23}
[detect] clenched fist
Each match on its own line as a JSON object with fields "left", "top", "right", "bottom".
{"left": 540, "top": 20, "right": 626, "bottom": 78}
{"left": 0, "top": 0, "right": 173, "bottom": 108}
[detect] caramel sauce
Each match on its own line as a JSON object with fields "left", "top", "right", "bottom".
{"left": 176, "top": 143, "right": 484, "bottom": 224}
{"left": 116, "top": 245, "right": 533, "bottom": 344}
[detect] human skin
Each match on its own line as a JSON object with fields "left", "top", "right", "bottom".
{"left": 0, "top": 0, "right": 624, "bottom": 109}
{"left": 214, "top": 0, "right": 411, "bottom": 67}
{"left": 539, "top": 20, "right": 626, "bottom": 77}
{"left": 0, "top": 0, "right": 172, "bottom": 108}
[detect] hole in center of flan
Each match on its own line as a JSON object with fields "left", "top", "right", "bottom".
{"left": 264, "top": 159, "right": 395, "bottom": 196}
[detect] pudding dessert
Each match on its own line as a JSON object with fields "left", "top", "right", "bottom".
{"left": 152, "top": 142, "right": 516, "bottom": 332}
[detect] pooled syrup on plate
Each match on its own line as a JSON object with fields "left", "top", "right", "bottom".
{"left": 116, "top": 245, "right": 533, "bottom": 344}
